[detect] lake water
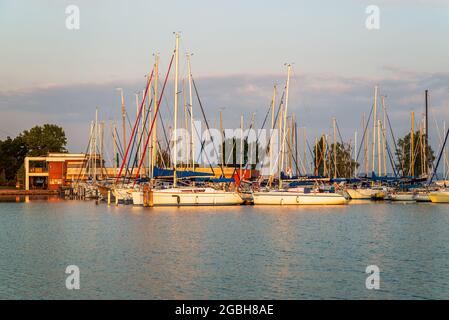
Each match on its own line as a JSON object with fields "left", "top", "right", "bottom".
{"left": 0, "top": 196, "right": 448, "bottom": 299}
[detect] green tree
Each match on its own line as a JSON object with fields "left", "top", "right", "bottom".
{"left": 313, "top": 137, "right": 358, "bottom": 178}
{"left": 21, "top": 124, "right": 67, "bottom": 156}
{"left": 0, "top": 136, "right": 28, "bottom": 184}
{"left": 395, "top": 131, "right": 435, "bottom": 177}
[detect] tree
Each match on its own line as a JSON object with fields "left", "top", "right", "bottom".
{"left": 0, "top": 136, "right": 28, "bottom": 185}
{"left": 21, "top": 124, "right": 67, "bottom": 156}
{"left": 395, "top": 131, "right": 435, "bottom": 177}
{"left": 0, "top": 124, "right": 67, "bottom": 186}
{"left": 313, "top": 136, "right": 359, "bottom": 178}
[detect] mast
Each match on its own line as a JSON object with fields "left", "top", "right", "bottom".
{"left": 425, "top": 90, "right": 429, "bottom": 175}
{"left": 117, "top": 88, "right": 126, "bottom": 153}
{"left": 411, "top": 111, "right": 415, "bottom": 177}
{"left": 363, "top": 113, "right": 368, "bottom": 174}
{"left": 381, "top": 96, "right": 387, "bottom": 176}
{"left": 354, "top": 131, "right": 357, "bottom": 177}
{"left": 112, "top": 121, "right": 117, "bottom": 178}
{"left": 377, "top": 120, "right": 381, "bottom": 175}
{"left": 372, "top": 86, "right": 378, "bottom": 175}
{"left": 220, "top": 110, "right": 224, "bottom": 167}
{"left": 279, "top": 64, "right": 292, "bottom": 189}
{"left": 333, "top": 117, "right": 337, "bottom": 178}
{"left": 135, "top": 93, "right": 141, "bottom": 172}
{"left": 151, "top": 54, "right": 159, "bottom": 178}
{"left": 303, "top": 127, "right": 307, "bottom": 175}
{"left": 240, "top": 114, "right": 244, "bottom": 179}
{"left": 94, "top": 108, "right": 98, "bottom": 183}
{"left": 173, "top": 32, "right": 180, "bottom": 187}
{"left": 186, "top": 53, "right": 195, "bottom": 170}
{"left": 270, "top": 85, "right": 276, "bottom": 178}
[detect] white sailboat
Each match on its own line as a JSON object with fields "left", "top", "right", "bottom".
{"left": 132, "top": 187, "right": 243, "bottom": 206}
{"left": 251, "top": 64, "right": 346, "bottom": 206}
{"left": 132, "top": 33, "right": 243, "bottom": 206}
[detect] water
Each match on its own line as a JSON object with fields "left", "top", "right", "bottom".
{"left": 1, "top": 197, "right": 449, "bottom": 299}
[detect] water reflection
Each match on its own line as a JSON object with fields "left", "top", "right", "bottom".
{"left": 0, "top": 200, "right": 448, "bottom": 299}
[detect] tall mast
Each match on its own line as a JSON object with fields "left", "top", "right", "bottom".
{"left": 279, "top": 64, "right": 291, "bottom": 189}
{"left": 118, "top": 88, "right": 126, "bottom": 153}
{"left": 381, "top": 96, "right": 387, "bottom": 176}
{"left": 219, "top": 110, "right": 224, "bottom": 167}
{"left": 377, "top": 119, "right": 381, "bottom": 175}
{"left": 372, "top": 86, "right": 378, "bottom": 175}
{"left": 363, "top": 113, "right": 368, "bottom": 174}
{"left": 425, "top": 90, "right": 429, "bottom": 175}
{"left": 445, "top": 121, "right": 448, "bottom": 180}
{"left": 186, "top": 53, "right": 195, "bottom": 170}
{"left": 411, "top": 111, "right": 415, "bottom": 177}
{"left": 333, "top": 117, "right": 337, "bottom": 178}
{"left": 303, "top": 127, "right": 307, "bottom": 174}
{"left": 173, "top": 33, "right": 180, "bottom": 187}
{"left": 94, "top": 108, "right": 98, "bottom": 183}
{"left": 151, "top": 54, "right": 159, "bottom": 178}
{"left": 112, "top": 121, "right": 117, "bottom": 177}
{"left": 270, "top": 85, "right": 276, "bottom": 178}
{"left": 354, "top": 131, "right": 357, "bottom": 177}
{"left": 135, "top": 93, "right": 141, "bottom": 171}
{"left": 240, "top": 114, "right": 244, "bottom": 178}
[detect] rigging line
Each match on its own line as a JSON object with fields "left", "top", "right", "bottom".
{"left": 184, "top": 105, "right": 217, "bottom": 174}
{"left": 355, "top": 103, "right": 374, "bottom": 164}
{"left": 384, "top": 105, "right": 404, "bottom": 175}
{"left": 428, "top": 127, "right": 449, "bottom": 184}
{"left": 133, "top": 54, "right": 175, "bottom": 185}
{"left": 74, "top": 131, "right": 94, "bottom": 183}
{"left": 128, "top": 97, "right": 154, "bottom": 179}
{"left": 115, "top": 68, "right": 154, "bottom": 185}
{"left": 191, "top": 77, "right": 223, "bottom": 177}
{"left": 158, "top": 105, "right": 171, "bottom": 155}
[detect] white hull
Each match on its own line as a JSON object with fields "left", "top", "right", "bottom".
{"left": 429, "top": 191, "right": 449, "bottom": 203}
{"left": 252, "top": 191, "right": 347, "bottom": 205}
{"left": 415, "top": 193, "right": 431, "bottom": 202}
{"left": 132, "top": 188, "right": 244, "bottom": 206}
{"left": 346, "top": 188, "right": 384, "bottom": 200}
{"left": 390, "top": 193, "right": 416, "bottom": 202}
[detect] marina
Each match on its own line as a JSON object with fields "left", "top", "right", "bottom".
{"left": 1, "top": 1, "right": 449, "bottom": 303}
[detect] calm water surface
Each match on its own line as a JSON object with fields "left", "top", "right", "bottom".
{"left": 0, "top": 196, "right": 448, "bottom": 299}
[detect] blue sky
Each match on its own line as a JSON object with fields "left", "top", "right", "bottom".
{"left": 1, "top": 0, "right": 449, "bottom": 171}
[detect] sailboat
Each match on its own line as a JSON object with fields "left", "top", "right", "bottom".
{"left": 251, "top": 64, "right": 347, "bottom": 205}
{"left": 130, "top": 33, "right": 243, "bottom": 206}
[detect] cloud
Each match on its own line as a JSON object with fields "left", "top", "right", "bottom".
{"left": 1, "top": 69, "right": 448, "bottom": 155}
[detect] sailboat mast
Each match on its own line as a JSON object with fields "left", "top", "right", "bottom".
{"left": 377, "top": 119, "right": 381, "bottom": 175}
{"left": 279, "top": 64, "right": 291, "bottom": 189}
{"left": 186, "top": 53, "right": 195, "bottom": 170}
{"left": 270, "top": 85, "right": 276, "bottom": 178}
{"left": 173, "top": 33, "right": 180, "bottom": 187}
{"left": 354, "top": 131, "right": 357, "bottom": 177}
{"left": 372, "top": 86, "right": 378, "bottom": 175}
{"left": 333, "top": 117, "right": 337, "bottom": 178}
{"left": 411, "top": 111, "right": 415, "bottom": 177}
{"left": 120, "top": 89, "right": 126, "bottom": 153}
{"left": 151, "top": 54, "right": 159, "bottom": 178}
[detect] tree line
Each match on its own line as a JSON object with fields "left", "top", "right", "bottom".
{"left": 0, "top": 124, "right": 67, "bottom": 186}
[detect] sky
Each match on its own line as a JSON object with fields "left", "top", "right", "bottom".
{"left": 0, "top": 0, "right": 448, "bottom": 171}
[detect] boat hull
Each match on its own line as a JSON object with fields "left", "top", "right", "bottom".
{"left": 429, "top": 191, "right": 449, "bottom": 203}
{"left": 132, "top": 189, "right": 244, "bottom": 206}
{"left": 390, "top": 193, "right": 416, "bottom": 202}
{"left": 252, "top": 192, "right": 347, "bottom": 205}
{"left": 346, "top": 188, "right": 377, "bottom": 200}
